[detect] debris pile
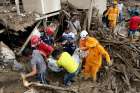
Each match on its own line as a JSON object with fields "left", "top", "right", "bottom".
{"left": 89, "top": 25, "right": 140, "bottom": 93}
{"left": 0, "top": 5, "right": 36, "bottom": 31}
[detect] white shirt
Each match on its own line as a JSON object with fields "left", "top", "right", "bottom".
{"left": 62, "top": 32, "right": 76, "bottom": 40}
{"left": 118, "top": 3, "right": 123, "bottom": 12}
{"left": 47, "top": 57, "right": 62, "bottom": 72}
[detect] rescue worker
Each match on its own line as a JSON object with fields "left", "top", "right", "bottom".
{"left": 113, "top": 0, "right": 118, "bottom": 4}
{"left": 51, "top": 49, "right": 79, "bottom": 86}
{"left": 105, "top": 2, "right": 119, "bottom": 31}
{"left": 41, "top": 26, "right": 54, "bottom": 46}
{"left": 21, "top": 35, "right": 54, "bottom": 84}
{"left": 61, "top": 27, "right": 76, "bottom": 55}
{"left": 68, "top": 12, "right": 81, "bottom": 35}
{"left": 31, "top": 35, "right": 54, "bottom": 58}
{"left": 102, "top": 5, "right": 110, "bottom": 28}
{"left": 79, "top": 30, "right": 112, "bottom": 81}
{"left": 128, "top": 12, "right": 140, "bottom": 41}
{"left": 118, "top": 1, "right": 124, "bottom": 22}
{"left": 128, "top": 5, "right": 140, "bottom": 17}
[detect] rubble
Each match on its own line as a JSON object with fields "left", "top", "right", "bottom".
{"left": 0, "top": 5, "right": 36, "bottom": 31}
{"left": 0, "top": 41, "right": 23, "bottom": 71}
{"left": 88, "top": 25, "right": 140, "bottom": 93}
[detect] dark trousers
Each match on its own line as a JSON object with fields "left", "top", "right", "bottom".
{"left": 64, "top": 65, "right": 81, "bottom": 85}
{"left": 63, "top": 45, "right": 76, "bottom": 55}
{"left": 64, "top": 72, "right": 75, "bottom": 85}
{"left": 36, "top": 72, "right": 47, "bottom": 84}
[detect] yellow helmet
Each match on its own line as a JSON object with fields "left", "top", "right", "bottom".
{"left": 113, "top": 0, "right": 118, "bottom": 4}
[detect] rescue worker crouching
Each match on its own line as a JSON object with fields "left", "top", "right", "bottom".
{"left": 51, "top": 49, "right": 79, "bottom": 86}
{"left": 22, "top": 35, "right": 54, "bottom": 84}
{"left": 79, "top": 30, "right": 112, "bottom": 81}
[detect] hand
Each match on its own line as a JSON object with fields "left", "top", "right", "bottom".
{"left": 80, "top": 47, "right": 88, "bottom": 51}
{"left": 61, "top": 40, "right": 67, "bottom": 45}
{"left": 76, "top": 48, "right": 81, "bottom": 52}
{"left": 108, "top": 62, "right": 112, "bottom": 66}
{"left": 108, "top": 59, "right": 113, "bottom": 66}
{"left": 104, "top": 66, "right": 109, "bottom": 70}
{"left": 21, "top": 73, "right": 30, "bottom": 87}
{"left": 21, "top": 73, "right": 26, "bottom": 80}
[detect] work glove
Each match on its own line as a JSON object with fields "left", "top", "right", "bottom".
{"left": 75, "top": 48, "right": 81, "bottom": 52}
{"left": 107, "top": 59, "right": 113, "bottom": 66}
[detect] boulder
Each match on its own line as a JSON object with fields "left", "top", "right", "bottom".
{"left": 0, "top": 41, "right": 23, "bottom": 71}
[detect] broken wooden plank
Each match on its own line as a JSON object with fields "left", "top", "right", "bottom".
{"left": 115, "top": 53, "right": 140, "bottom": 80}
{"left": 28, "top": 82, "right": 78, "bottom": 93}
{"left": 21, "top": 73, "right": 78, "bottom": 93}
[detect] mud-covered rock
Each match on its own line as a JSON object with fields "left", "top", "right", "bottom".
{"left": 0, "top": 41, "right": 23, "bottom": 71}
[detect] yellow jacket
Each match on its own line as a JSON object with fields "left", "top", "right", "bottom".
{"left": 80, "top": 37, "right": 111, "bottom": 66}
{"left": 105, "top": 6, "right": 119, "bottom": 21}
{"left": 57, "top": 52, "right": 79, "bottom": 73}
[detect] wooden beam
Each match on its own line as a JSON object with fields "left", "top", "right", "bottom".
{"left": 35, "top": 12, "right": 60, "bottom": 21}
{"left": 15, "top": 0, "right": 20, "bottom": 15}
{"left": 28, "top": 82, "right": 78, "bottom": 93}
{"left": 21, "top": 73, "right": 77, "bottom": 93}
{"left": 87, "top": 0, "right": 95, "bottom": 31}
{"left": 83, "top": 11, "right": 88, "bottom": 30}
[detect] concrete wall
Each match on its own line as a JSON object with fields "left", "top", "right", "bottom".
{"left": 61, "top": 0, "right": 107, "bottom": 14}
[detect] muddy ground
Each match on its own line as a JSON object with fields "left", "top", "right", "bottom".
{"left": 0, "top": 72, "right": 26, "bottom": 93}
{"left": 0, "top": 70, "right": 100, "bottom": 93}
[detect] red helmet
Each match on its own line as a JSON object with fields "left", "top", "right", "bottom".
{"left": 31, "top": 35, "right": 40, "bottom": 47}
{"left": 45, "top": 27, "right": 54, "bottom": 36}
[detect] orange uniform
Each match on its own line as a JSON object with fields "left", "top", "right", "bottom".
{"left": 105, "top": 6, "right": 119, "bottom": 30}
{"left": 79, "top": 36, "right": 111, "bottom": 80}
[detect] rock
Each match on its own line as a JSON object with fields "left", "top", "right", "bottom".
{"left": 0, "top": 41, "right": 15, "bottom": 62}
{"left": 0, "top": 41, "right": 23, "bottom": 71}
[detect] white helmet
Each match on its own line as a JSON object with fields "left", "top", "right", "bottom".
{"left": 80, "top": 30, "right": 88, "bottom": 38}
